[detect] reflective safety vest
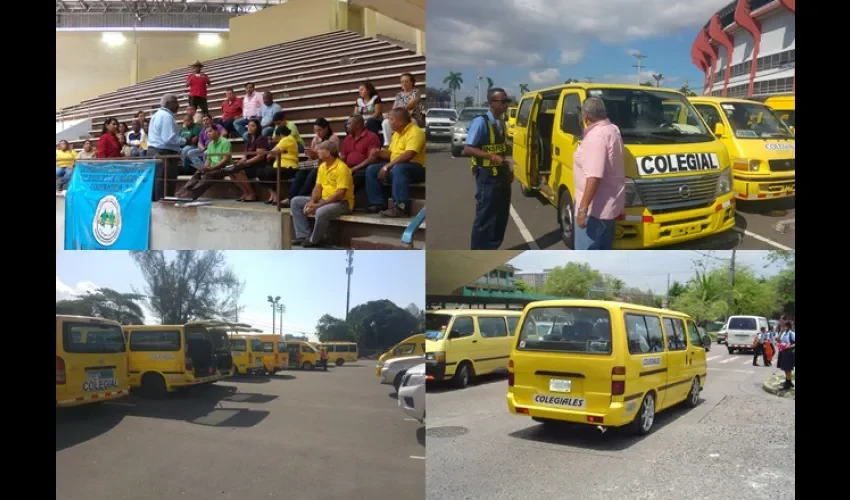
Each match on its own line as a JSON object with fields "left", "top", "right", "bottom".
{"left": 471, "top": 114, "right": 508, "bottom": 176}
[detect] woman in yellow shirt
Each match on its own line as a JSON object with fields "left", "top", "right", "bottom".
{"left": 264, "top": 125, "right": 299, "bottom": 206}
{"left": 56, "top": 140, "right": 77, "bottom": 191}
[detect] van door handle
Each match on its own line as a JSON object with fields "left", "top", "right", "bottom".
{"left": 472, "top": 340, "right": 478, "bottom": 343}
{"left": 554, "top": 147, "right": 560, "bottom": 155}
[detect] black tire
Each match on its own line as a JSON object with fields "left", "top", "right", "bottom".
{"left": 684, "top": 377, "right": 700, "bottom": 408}
{"left": 558, "top": 189, "right": 576, "bottom": 249}
{"left": 520, "top": 184, "right": 535, "bottom": 198}
{"left": 141, "top": 373, "right": 167, "bottom": 399}
{"left": 233, "top": 365, "right": 240, "bottom": 376}
{"left": 727, "top": 346, "right": 734, "bottom": 355}
{"left": 302, "top": 362, "right": 313, "bottom": 371}
{"left": 336, "top": 358, "right": 344, "bottom": 366}
{"left": 631, "top": 392, "right": 656, "bottom": 435}
{"left": 393, "top": 371, "right": 406, "bottom": 393}
{"left": 452, "top": 362, "right": 473, "bottom": 389}
{"left": 451, "top": 146, "right": 463, "bottom": 158}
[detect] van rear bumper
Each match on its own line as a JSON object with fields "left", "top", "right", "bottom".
{"left": 506, "top": 392, "right": 633, "bottom": 428}
{"left": 57, "top": 388, "right": 130, "bottom": 407}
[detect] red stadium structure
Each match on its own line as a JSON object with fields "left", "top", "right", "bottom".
{"left": 691, "top": 0, "right": 795, "bottom": 98}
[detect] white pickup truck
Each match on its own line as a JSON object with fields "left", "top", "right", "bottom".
{"left": 425, "top": 108, "right": 458, "bottom": 140}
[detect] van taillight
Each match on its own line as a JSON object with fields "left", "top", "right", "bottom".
{"left": 56, "top": 357, "right": 66, "bottom": 385}
{"left": 611, "top": 366, "right": 625, "bottom": 395}
{"left": 507, "top": 359, "right": 515, "bottom": 386}
{"left": 248, "top": 353, "right": 253, "bottom": 363}
{"left": 185, "top": 356, "right": 193, "bottom": 371}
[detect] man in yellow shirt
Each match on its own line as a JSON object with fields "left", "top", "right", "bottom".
{"left": 364, "top": 108, "right": 426, "bottom": 217}
{"left": 290, "top": 140, "right": 354, "bottom": 247}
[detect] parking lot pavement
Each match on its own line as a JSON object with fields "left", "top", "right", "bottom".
{"left": 56, "top": 363, "right": 424, "bottom": 500}
{"left": 426, "top": 149, "right": 795, "bottom": 251}
{"left": 425, "top": 347, "right": 795, "bottom": 500}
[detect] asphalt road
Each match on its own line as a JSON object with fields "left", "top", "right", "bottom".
{"left": 426, "top": 145, "right": 795, "bottom": 251}
{"left": 56, "top": 363, "right": 424, "bottom": 500}
{"left": 425, "top": 346, "right": 795, "bottom": 500}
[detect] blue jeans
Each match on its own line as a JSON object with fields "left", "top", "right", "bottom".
{"left": 130, "top": 147, "right": 145, "bottom": 157}
{"left": 289, "top": 168, "right": 317, "bottom": 200}
{"left": 574, "top": 216, "right": 616, "bottom": 250}
{"left": 365, "top": 162, "right": 425, "bottom": 206}
{"left": 56, "top": 167, "right": 73, "bottom": 190}
{"left": 181, "top": 145, "right": 203, "bottom": 174}
{"left": 234, "top": 118, "right": 250, "bottom": 137}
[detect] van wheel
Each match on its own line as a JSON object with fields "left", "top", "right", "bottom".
{"left": 631, "top": 392, "right": 656, "bottom": 435}
{"left": 336, "top": 358, "right": 344, "bottom": 366}
{"left": 393, "top": 371, "right": 406, "bottom": 393}
{"left": 685, "top": 377, "right": 700, "bottom": 408}
{"left": 558, "top": 189, "right": 576, "bottom": 249}
{"left": 727, "top": 346, "right": 734, "bottom": 355}
{"left": 452, "top": 362, "right": 473, "bottom": 389}
{"left": 233, "top": 365, "right": 240, "bottom": 376}
{"left": 141, "top": 373, "right": 167, "bottom": 399}
{"left": 302, "top": 362, "right": 313, "bottom": 371}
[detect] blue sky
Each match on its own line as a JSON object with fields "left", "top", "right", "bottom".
{"left": 427, "top": 0, "right": 732, "bottom": 101}
{"left": 56, "top": 251, "right": 425, "bottom": 339}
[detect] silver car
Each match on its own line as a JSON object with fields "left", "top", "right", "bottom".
{"left": 380, "top": 355, "right": 425, "bottom": 392}
{"left": 451, "top": 107, "right": 489, "bottom": 157}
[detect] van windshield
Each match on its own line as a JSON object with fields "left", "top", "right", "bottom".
{"left": 231, "top": 339, "right": 247, "bottom": 351}
{"left": 517, "top": 307, "right": 612, "bottom": 354}
{"left": 728, "top": 317, "right": 757, "bottom": 330}
{"left": 720, "top": 102, "right": 792, "bottom": 139}
{"left": 425, "top": 313, "right": 451, "bottom": 340}
{"left": 63, "top": 322, "right": 126, "bottom": 354}
{"left": 587, "top": 88, "right": 714, "bottom": 144}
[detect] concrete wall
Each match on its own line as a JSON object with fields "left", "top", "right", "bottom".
{"left": 56, "top": 31, "right": 230, "bottom": 111}
{"left": 227, "top": 0, "right": 338, "bottom": 55}
{"left": 56, "top": 199, "right": 288, "bottom": 250}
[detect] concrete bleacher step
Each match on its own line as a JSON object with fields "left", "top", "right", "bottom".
{"left": 350, "top": 235, "right": 424, "bottom": 250}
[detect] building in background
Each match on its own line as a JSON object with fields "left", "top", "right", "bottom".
{"left": 691, "top": 0, "right": 794, "bottom": 98}
{"left": 462, "top": 264, "right": 518, "bottom": 294}
{"left": 514, "top": 269, "right": 553, "bottom": 290}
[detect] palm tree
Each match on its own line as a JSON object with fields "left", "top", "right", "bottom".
{"left": 679, "top": 81, "right": 697, "bottom": 96}
{"left": 519, "top": 83, "right": 530, "bottom": 95}
{"left": 463, "top": 95, "right": 475, "bottom": 107}
{"left": 486, "top": 77, "right": 494, "bottom": 92}
{"left": 652, "top": 73, "right": 664, "bottom": 87}
{"left": 443, "top": 72, "right": 464, "bottom": 109}
{"left": 564, "top": 78, "right": 579, "bottom": 84}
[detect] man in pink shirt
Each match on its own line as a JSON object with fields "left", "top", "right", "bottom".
{"left": 572, "top": 97, "right": 625, "bottom": 250}
{"left": 234, "top": 82, "right": 265, "bottom": 137}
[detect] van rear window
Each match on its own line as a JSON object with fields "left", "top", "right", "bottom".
{"left": 63, "top": 322, "right": 126, "bottom": 354}
{"left": 129, "top": 331, "right": 181, "bottom": 352}
{"left": 728, "top": 317, "right": 757, "bottom": 330}
{"left": 517, "top": 307, "right": 612, "bottom": 354}
{"left": 231, "top": 339, "right": 247, "bottom": 351}
{"left": 263, "top": 342, "right": 274, "bottom": 353}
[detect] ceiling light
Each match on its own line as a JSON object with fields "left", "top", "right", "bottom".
{"left": 198, "top": 33, "right": 221, "bottom": 46}
{"left": 101, "top": 32, "right": 126, "bottom": 46}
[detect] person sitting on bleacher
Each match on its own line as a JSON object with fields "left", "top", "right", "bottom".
{"left": 264, "top": 123, "right": 300, "bottom": 206}
{"left": 364, "top": 108, "right": 426, "bottom": 218}
{"left": 234, "top": 82, "right": 263, "bottom": 138}
{"left": 270, "top": 111, "right": 304, "bottom": 152}
{"left": 127, "top": 120, "right": 146, "bottom": 157}
{"left": 186, "top": 105, "right": 204, "bottom": 128}
{"left": 179, "top": 115, "right": 203, "bottom": 175}
{"left": 176, "top": 125, "right": 232, "bottom": 200}
{"left": 257, "top": 91, "right": 282, "bottom": 138}
{"left": 381, "top": 73, "right": 424, "bottom": 146}
{"left": 290, "top": 140, "right": 354, "bottom": 248}
{"left": 117, "top": 134, "right": 132, "bottom": 157}
{"left": 217, "top": 88, "right": 243, "bottom": 137}
{"left": 231, "top": 119, "right": 270, "bottom": 203}
{"left": 136, "top": 110, "right": 149, "bottom": 128}
{"left": 118, "top": 122, "right": 128, "bottom": 138}
{"left": 78, "top": 140, "right": 96, "bottom": 161}
{"left": 341, "top": 115, "right": 382, "bottom": 198}
{"left": 355, "top": 80, "right": 384, "bottom": 136}
{"left": 97, "top": 117, "right": 122, "bottom": 159}
{"left": 305, "top": 118, "right": 338, "bottom": 159}
{"left": 184, "top": 114, "right": 229, "bottom": 174}
{"left": 56, "top": 140, "right": 77, "bottom": 192}
{"left": 140, "top": 122, "right": 149, "bottom": 157}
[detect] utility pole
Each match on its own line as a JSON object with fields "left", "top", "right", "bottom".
{"left": 276, "top": 304, "right": 285, "bottom": 337}
{"left": 477, "top": 74, "right": 482, "bottom": 107}
{"left": 345, "top": 250, "right": 354, "bottom": 321}
{"left": 267, "top": 295, "right": 280, "bottom": 334}
{"left": 663, "top": 273, "right": 670, "bottom": 308}
{"left": 632, "top": 53, "right": 647, "bottom": 84}
{"left": 728, "top": 250, "right": 737, "bottom": 312}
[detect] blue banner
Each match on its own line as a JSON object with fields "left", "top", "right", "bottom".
{"left": 63, "top": 160, "right": 155, "bottom": 250}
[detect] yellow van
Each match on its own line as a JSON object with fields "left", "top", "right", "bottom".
{"left": 689, "top": 97, "right": 794, "bottom": 202}
{"left": 230, "top": 335, "right": 266, "bottom": 375}
{"left": 764, "top": 95, "right": 795, "bottom": 132}
{"left": 321, "top": 341, "right": 358, "bottom": 366}
{"left": 506, "top": 300, "right": 708, "bottom": 435}
{"left": 512, "top": 83, "right": 735, "bottom": 249}
{"left": 376, "top": 333, "right": 426, "bottom": 376}
{"left": 56, "top": 315, "right": 130, "bottom": 407}
{"left": 286, "top": 340, "right": 321, "bottom": 370}
{"left": 256, "top": 334, "right": 289, "bottom": 374}
{"left": 122, "top": 323, "right": 222, "bottom": 397}
{"left": 507, "top": 106, "right": 519, "bottom": 138}
{"left": 425, "top": 309, "right": 523, "bottom": 389}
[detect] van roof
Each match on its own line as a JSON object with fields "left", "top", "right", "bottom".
{"left": 56, "top": 315, "right": 122, "bottom": 325}
{"left": 523, "top": 83, "right": 686, "bottom": 97}
{"left": 688, "top": 96, "right": 768, "bottom": 106}
{"left": 524, "top": 299, "right": 691, "bottom": 317}
{"left": 764, "top": 95, "right": 794, "bottom": 104}
{"left": 428, "top": 308, "right": 523, "bottom": 316}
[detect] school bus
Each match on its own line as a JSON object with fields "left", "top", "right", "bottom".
{"left": 256, "top": 334, "right": 289, "bottom": 374}
{"left": 512, "top": 83, "right": 735, "bottom": 249}
{"left": 286, "top": 340, "right": 321, "bottom": 370}
{"left": 230, "top": 335, "right": 266, "bottom": 375}
{"left": 320, "top": 341, "right": 359, "bottom": 366}
{"left": 764, "top": 95, "right": 794, "bottom": 133}
{"left": 56, "top": 315, "right": 130, "bottom": 407}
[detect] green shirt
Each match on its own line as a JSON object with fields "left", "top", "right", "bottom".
{"left": 274, "top": 120, "right": 304, "bottom": 145}
{"left": 180, "top": 123, "right": 202, "bottom": 140}
{"left": 205, "top": 137, "right": 232, "bottom": 166}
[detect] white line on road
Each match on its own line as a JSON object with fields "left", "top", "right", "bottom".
{"left": 733, "top": 227, "right": 792, "bottom": 251}
{"left": 409, "top": 456, "right": 426, "bottom": 460}
{"left": 719, "top": 357, "right": 738, "bottom": 364}
{"left": 404, "top": 418, "right": 419, "bottom": 422}
{"left": 708, "top": 368, "right": 755, "bottom": 374}
{"left": 509, "top": 205, "right": 540, "bottom": 250}
{"left": 707, "top": 355, "right": 721, "bottom": 361}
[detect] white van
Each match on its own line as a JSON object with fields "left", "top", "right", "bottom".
{"left": 725, "top": 315, "right": 768, "bottom": 354}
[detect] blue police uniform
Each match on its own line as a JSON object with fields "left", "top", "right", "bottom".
{"left": 467, "top": 111, "right": 511, "bottom": 250}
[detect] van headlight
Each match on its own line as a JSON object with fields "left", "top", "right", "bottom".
{"left": 624, "top": 177, "right": 643, "bottom": 207}
{"left": 716, "top": 169, "right": 732, "bottom": 195}
{"left": 425, "top": 351, "right": 446, "bottom": 363}
{"left": 732, "top": 158, "right": 760, "bottom": 172}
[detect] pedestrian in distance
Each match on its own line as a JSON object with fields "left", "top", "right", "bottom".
{"left": 320, "top": 347, "right": 329, "bottom": 371}
{"left": 752, "top": 327, "right": 767, "bottom": 366}
{"left": 464, "top": 87, "right": 513, "bottom": 250}
{"left": 776, "top": 322, "right": 796, "bottom": 390}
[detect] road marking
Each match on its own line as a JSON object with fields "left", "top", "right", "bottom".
{"left": 708, "top": 368, "right": 755, "bottom": 374}
{"left": 102, "top": 401, "right": 135, "bottom": 407}
{"left": 733, "top": 227, "right": 792, "bottom": 250}
{"left": 719, "top": 357, "right": 737, "bottom": 364}
{"left": 707, "top": 355, "right": 721, "bottom": 361}
{"left": 509, "top": 205, "right": 540, "bottom": 250}
{"left": 405, "top": 418, "right": 419, "bottom": 422}
{"left": 409, "top": 456, "right": 426, "bottom": 460}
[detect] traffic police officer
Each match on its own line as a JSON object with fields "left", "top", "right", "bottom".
{"left": 464, "top": 87, "right": 512, "bottom": 250}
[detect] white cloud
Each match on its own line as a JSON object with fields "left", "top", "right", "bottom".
{"left": 601, "top": 69, "right": 681, "bottom": 86}
{"left": 529, "top": 68, "right": 561, "bottom": 85}
{"left": 560, "top": 49, "right": 584, "bottom": 64}
{"left": 56, "top": 276, "right": 98, "bottom": 302}
{"left": 626, "top": 48, "right": 644, "bottom": 57}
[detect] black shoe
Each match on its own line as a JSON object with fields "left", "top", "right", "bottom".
{"left": 291, "top": 238, "right": 305, "bottom": 246}
{"left": 753, "top": 363, "right": 759, "bottom": 366}
{"left": 302, "top": 240, "right": 322, "bottom": 248}
{"left": 366, "top": 204, "right": 387, "bottom": 214}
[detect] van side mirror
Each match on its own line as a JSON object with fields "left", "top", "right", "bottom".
{"left": 713, "top": 122, "right": 726, "bottom": 138}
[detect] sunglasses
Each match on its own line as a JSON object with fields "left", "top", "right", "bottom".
{"left": 490, "top": 99, "right": 512, "bottom": 104}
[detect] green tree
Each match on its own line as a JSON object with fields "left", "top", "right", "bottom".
{"left": 443, "top": 72, "right": 464, "bottom": 109}
{"left": 519, "top": 83, "right": 530, "bottom": 95}
{"left": 486, "top": 76, "right": 494, "bottom": 92}
{"left": 347, "top": 299, "right": 419, "bottom": 350}
{"left": 56, "top": 287, "right": 146, "bottom": 325}
{"left": 513, "top": 279, "right": 533, "bottom": 294}
{"left": 544, "top": 262, "right": 606, "bottom": 298}
{"left": 640, "top": 81, "right": 655, "bottom": 87}
{"left": 667, "top": 281, "right": 688, "bottom": 299}
{"left": 564, "top": 78, "right": 579, "bottom": 84}
{"left": 130, "top": 250, "right": 244, "bottom": 325}
{"left": 652, "top": 73, "right": 664, "bottom": 87}
{"left": 315, "top": 314, "right": 353, "bottom": 342}
{"left": 669, "top": 267, "right": 731, "bottom": 323}
{"left": 463, "top": 95, "right": 474, "bottom": 107}
{"left": 767, "top": 251, "right": 795, "bottom": 316}
{"left": 679, "top": 82, "right": 697, "bottom": 96}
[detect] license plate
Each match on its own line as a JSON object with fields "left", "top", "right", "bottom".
{"left": 255, "top": 359, "right": 263, "bottom": 366}
{"left": 84, "top": 371, "right": 118, "bottom": 392}
{"left": 534, "top": 394, "right": 586, "bottom": 409}
{"left": 549, "top": 379, "right": 572, "bottom": 393}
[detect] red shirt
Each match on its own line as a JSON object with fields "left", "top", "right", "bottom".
{"left": 97, "top": 133, "right": 121, "bottom": 158}
{"left": 341, "top": 129, "right": 381, "bottom": 169}
{"left": 221, "top": 97, "right": 243, "bottom": 121}
{"left": 186, "top": 72, "right": 211, "bottom": 98}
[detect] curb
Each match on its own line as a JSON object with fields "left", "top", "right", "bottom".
{"left": 762, "top": 375, "right": 795, "bottom": 399}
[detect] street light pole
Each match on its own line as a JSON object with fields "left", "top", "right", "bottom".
{"left": 632, "top": 53, "right": 647, "bottom": 84}
{"left": 267, "top": 295, "right": 280, "bottom": 334}
{"left": 276, "top": 304, "right": 285, "bottom": 337}
{"left": 345, "top": 250, "right": 354, "bottom": 321}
